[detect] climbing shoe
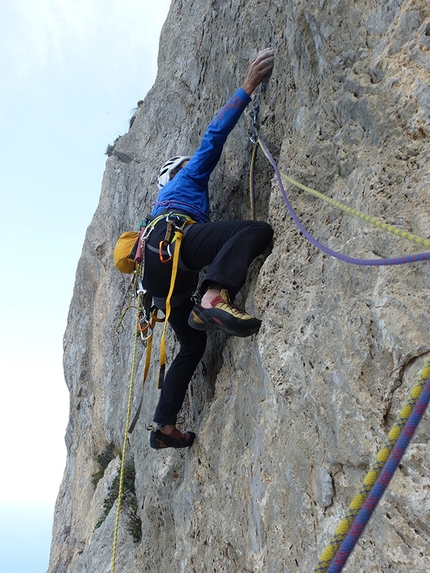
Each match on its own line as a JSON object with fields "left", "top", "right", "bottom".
{"left": 188, "top": 289, "right": 261, "bottom": 337}
{"left": 149, "top": 426, "right": 196, "bottom": 449}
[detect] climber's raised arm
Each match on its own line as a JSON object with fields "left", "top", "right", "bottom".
{"left": 152, "top": 48, "right": 275, "bottom": 223}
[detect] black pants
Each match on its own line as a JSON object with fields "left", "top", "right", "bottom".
{"left": 143, "top": 217, "right": 273, "bottom": 425}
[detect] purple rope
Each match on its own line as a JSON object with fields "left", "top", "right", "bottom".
{"left": 326, "top": 378, "right": 430, "bottom": 573}
{"left": 259, "top": 137, "right": 430, "bottom": 266}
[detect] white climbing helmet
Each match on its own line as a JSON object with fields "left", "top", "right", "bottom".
{"left": 157, "top": 156, "right": 191, "bottom": 190}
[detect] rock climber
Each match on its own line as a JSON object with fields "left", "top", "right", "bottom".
{"left": 144, "top": 47, "right": 275, "bottom": 449}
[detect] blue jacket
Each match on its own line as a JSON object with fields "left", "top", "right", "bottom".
{"left": 151, "top": 87, "right": 252, "bottom": 223}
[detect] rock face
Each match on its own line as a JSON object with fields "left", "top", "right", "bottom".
{"left": 48, "top": 2, "right": 430, "bottom": 572}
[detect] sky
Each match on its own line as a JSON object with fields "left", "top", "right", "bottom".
{"left": 0, "top": 1, "right": 171, "bottom": 571}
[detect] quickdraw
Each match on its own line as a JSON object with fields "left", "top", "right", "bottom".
{"left": 158, "top": 213, "right": 195, "bottom": 263}
{"left": 249, "top": 98, "right": 260, "bottom": 220}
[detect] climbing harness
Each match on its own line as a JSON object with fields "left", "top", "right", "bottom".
{"left": 154, "top": 213, "right": 195, "bottom": 264}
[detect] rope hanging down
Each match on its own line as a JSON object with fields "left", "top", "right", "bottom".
{"left": 253, "top": 136, "right": 430, "bottom": 265}
{"left": 111, "top": 267, "right": 143, "bottom": 573}
{"left": 313, "top": 358, "right": 430, "bottom": 573}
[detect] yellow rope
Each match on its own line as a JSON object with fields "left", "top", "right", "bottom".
{"left": 313, "top": 357, "right": 430, "bottom": 573}
{"left": 255, "top": 139, "right": 429, "bottom": 248}
{"left": 111, "top": 265, "right": 142, "bottom": 573}
{"left": 278, "top": 168, "right": 430, "bottom": 248}
{"left": 116, "top": 275, "right": 140, "bottom": 335}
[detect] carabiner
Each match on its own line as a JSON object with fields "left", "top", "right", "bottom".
{"left": 159, "top": 239, "right": 173, "bottom": 263}
{"left": 138, "top": 315, "right": 153, "bottom": 343}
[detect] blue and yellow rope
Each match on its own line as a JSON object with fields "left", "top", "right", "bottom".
{"left": 326, "top": 375, "right": 430, "bottom": 572}
{"left": 313, "top": 359, "right": 430, "bottom": 573}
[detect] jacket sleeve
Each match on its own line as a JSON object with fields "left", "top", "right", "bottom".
{"left": 152, "top": 87, "right": 251, "bottom": 222}
{"left": 183, "top": 87, "right": 252, "bottom": 187}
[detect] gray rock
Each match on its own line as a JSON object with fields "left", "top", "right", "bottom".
{"left": 48, "top": 2, "right": 430, "bottom": 572}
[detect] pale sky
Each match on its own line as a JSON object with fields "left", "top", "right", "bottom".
{"left": 0, "top": 1, "right": 171, "bottom": 571}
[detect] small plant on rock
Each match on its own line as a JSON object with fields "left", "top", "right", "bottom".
{"left": 94, "top": 462, "right": 142, "bottom": 543}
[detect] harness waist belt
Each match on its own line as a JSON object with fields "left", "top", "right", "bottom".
{"left": 149, "top": 212, "right": 195, "bottom": 228}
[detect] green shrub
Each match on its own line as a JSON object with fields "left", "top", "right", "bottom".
{"left": 94, "top": 462, "right": 142, "bottom": 543}
{"left": 92, "top": 443, "right": 118, "bottom": 487}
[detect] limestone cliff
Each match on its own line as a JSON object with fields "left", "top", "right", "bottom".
{"left": 48, "top": 1, "right": 430, "bottom": 572}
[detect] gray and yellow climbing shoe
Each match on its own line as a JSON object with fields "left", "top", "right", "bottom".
{"left": 188, "top": 289, "right": 261, "bottom": 337}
